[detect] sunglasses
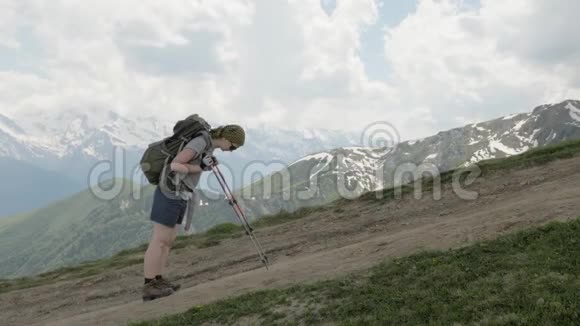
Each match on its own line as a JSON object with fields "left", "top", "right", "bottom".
{"left": 229, "top": 143, "right": 240, "bottom": 151}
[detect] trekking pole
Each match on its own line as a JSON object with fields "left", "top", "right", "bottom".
{"left": 210, "top": 165, "right": 270, "bottom": 270}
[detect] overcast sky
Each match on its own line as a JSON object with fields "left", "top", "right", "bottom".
{"left": 1, "top": 0, "right": 579, "bottom": 141}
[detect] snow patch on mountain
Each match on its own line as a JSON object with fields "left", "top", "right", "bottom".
{"left": 425, "top": 153, "right": 438, "bottom": 160}
{"left": 342, "top": 146, "right": 369, "bottom": 152}
{"left": 290, "top": 152, "right": 333, "bottom": 167}
{"left": 566, "top": 102, "right": 580, "bottom": 123}
{"left": 309, "top": 155, "right": 335, "bottom": 180}
{"left": 407, "top": 138, "right": 426, "bottom": 146}
{"left": 82, "top": 145, "right": 98, "bottom": 158}
{"left": 0, "top": 114, "right": 25, "bottom": 136}
{"left": 475, "top": 125, "right": 488, "bottom": 132}
{"left": 468, "top": 137, "right": 481, "bottom": 145}
{"left": 512, "top": 118, "right": 529, "bottom": 132}
{"left": 544, "top": 130, "right": 558, "bottom": 142}
{"left": 489, "top": 139, "right": 526, "bottom": 155}
{"left": 469, "top": 148, "right": 493, "bottom": 164}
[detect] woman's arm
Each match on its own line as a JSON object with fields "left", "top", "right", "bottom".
{"left": 170, "top": 148, "right": 203, "bottom": 174}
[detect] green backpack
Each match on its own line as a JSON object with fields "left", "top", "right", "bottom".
{"left": 140, "top": 114, "right": 211, "bottom": 185}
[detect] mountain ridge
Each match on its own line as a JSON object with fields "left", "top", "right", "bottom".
{"left": 239, "top": 100, "right": 580, "bottom": 215}
{"left": 0, "top": 111, "right": 361, "bottom": 216}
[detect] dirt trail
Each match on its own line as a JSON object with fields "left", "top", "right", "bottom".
{"left": 2, "top": 157, "right": 580, "bottom": 326}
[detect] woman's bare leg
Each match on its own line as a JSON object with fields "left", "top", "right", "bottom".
{"left": 144, "top": 222, "right": 177, "bottom": 279}
{"left": 160, "top": 225, "right": 180, "bottom": 272}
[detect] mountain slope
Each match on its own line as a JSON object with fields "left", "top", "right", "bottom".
{"left": 0, "top": 179, "right": 246, "bottom": 278}
{"left": 241, "top": 100, "right": 580, "bottom": 215}
{"left": 136, "top": 219, "right": 580, "bottom": 326}
{"left": 238, "top": 146, "right": 392, "bottom": 216}
{"left": 0, "top": 158, "right": 83, "bottom": 218}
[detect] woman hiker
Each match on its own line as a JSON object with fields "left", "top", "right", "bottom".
{"left": 142, "top": 124, "right": 246, "bottom": 302}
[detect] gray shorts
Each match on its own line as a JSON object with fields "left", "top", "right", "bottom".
{"left": 150, "top": 186, "right": 187, "bottom": 227}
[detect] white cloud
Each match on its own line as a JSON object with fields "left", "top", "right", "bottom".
{"left": 0, "top": 0, "right": 579, "bottom": 143}
{"left": 383, "top": 0, "right": 580, "bottom": 132}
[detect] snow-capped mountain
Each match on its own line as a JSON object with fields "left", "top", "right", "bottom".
{"left": 409, "top": 99, "right": 580, "bottom": 170}
{"left": 0, "top": 108, "right": 359, "bottom": 175}
{"left": 0, "top": 108, "right": 171, "bottom": 160}
{"left": 285, "top": 146, "right": 391, "bottom": 196}
{"left": 240, "top": 146, "right": 390, "bottom": 205}
{"left": 240, "top": 100, "right": 580, "bottom": 215}
{"left": 0, "top": 108, "right": 360, "bottom": 217}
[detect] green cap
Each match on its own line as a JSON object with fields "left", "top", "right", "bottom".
{"left": 221, "top": 125, "right": 245, "bottom": 146}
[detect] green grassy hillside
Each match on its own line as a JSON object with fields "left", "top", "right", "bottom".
{"left": 0, "top": 157, "right": 83, "bottom": 218}
{"left": 0, "top": 179, "right": 238, "bottom": 278}
{"left": 133, "top": 218, "right": 580, "bottom": 326}
{"left": 0, "top": 179, "right": 148, "bottom": 277}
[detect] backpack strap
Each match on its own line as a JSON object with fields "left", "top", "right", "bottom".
{"left": 198, "top": 130, "right": 213, "bottom": 153}
{"left": 163, "top": 131, "right": 211, "bottom": 194}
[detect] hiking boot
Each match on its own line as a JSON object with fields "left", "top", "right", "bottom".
{"left": 158, "top": 277, "right": 181, "bottom": 292}
{"left": 142, "top": 279, "right": 174, "bottom": 302}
